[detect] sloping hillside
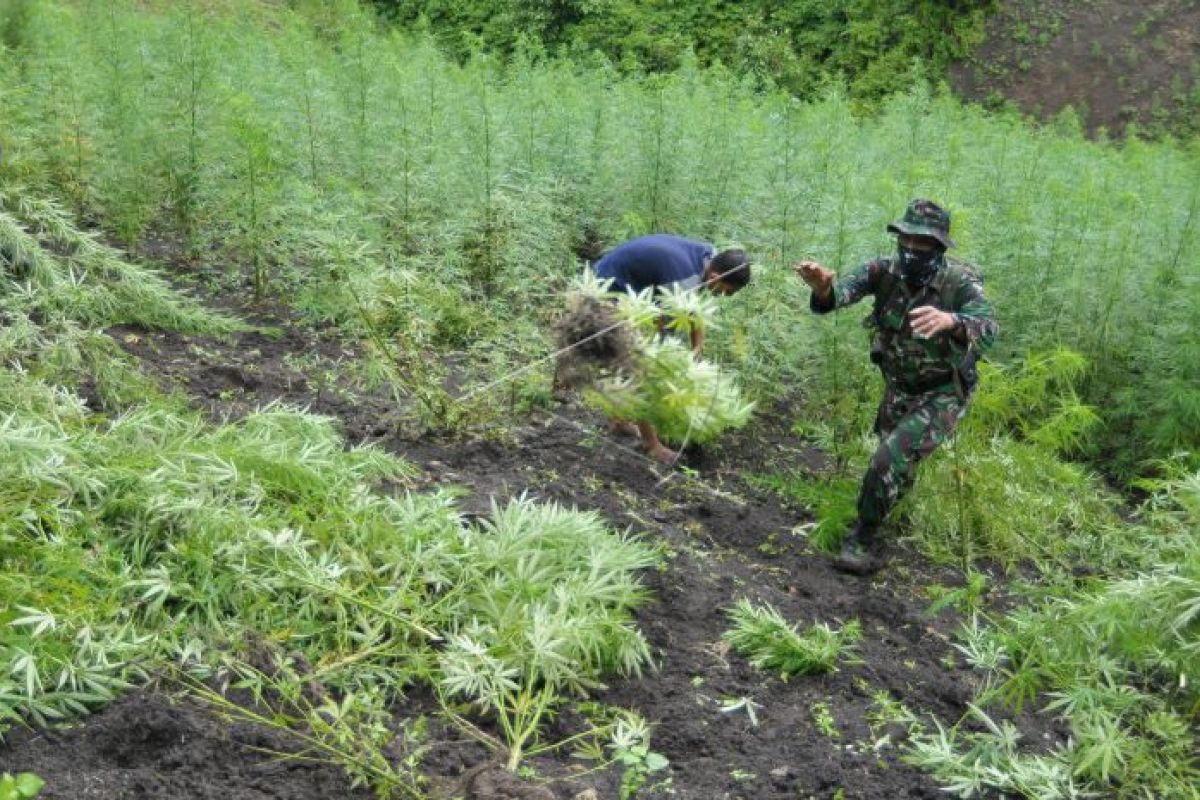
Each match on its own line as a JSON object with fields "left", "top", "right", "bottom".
{"left": 951, "top": 0, "right": 1200, "bottom": 136}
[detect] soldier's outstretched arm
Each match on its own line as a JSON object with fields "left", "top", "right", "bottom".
{"left": 794, "top": 259, "right": 881, "bottom": 315}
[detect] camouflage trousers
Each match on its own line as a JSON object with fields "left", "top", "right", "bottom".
{"left": 856, "top": 386, "right": 967, "bottom": 528}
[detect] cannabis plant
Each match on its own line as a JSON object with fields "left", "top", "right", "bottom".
{"left": 565, "top": 278, "right": 754, "bottom": 446}
{"left": 905, "top": 706, "right": 1081, "bottom": 800}
{"left": 723, "top": 599, "right": 861, "bottom": 678}
{"left": 590, "top": 339, "right": 754, "bottom": 445}
{"left": 0, "top": 190, "right": 241, "bottom": 334}
{"left": 911, "top": 471, "right": 1200, "bottom": 799}
{"left": 437, "top": 497, "right": 659, "bottom": 770}
{"left": 904, "top": 349, "right": 1125, "bottom": 571}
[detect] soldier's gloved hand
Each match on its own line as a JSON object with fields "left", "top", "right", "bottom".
{"left": 908, "top": 305, "right": 958, "bottom": 338}
{"left": 791, "top": 260, "right": 834, "bottom": 298}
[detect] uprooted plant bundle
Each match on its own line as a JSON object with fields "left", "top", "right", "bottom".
{"left": 556, "top": 273, "right": 754, "bottom": 445}
{"left": 554, "top": 287, "right": 639, "bottom": 388}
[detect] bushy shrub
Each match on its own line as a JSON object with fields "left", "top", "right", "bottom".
{"left": 906, "top": 349, "right": 1126, "bottom": 571}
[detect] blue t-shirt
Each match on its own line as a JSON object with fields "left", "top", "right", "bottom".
{"left": 593, "top": 234, "right": 714, "bottom": 294}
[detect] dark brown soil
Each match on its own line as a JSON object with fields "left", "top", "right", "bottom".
{"left": 0, "top": 691, "right": 373, "bottom": 800}
{"left": 1, "top": 258, "right": 1062, "bottom": 799}
{"left": 951, "top": 0, "right": 1200, "bottom": 136}
{"left": 393, "top": 404, "right": 1017, "bottom": 800}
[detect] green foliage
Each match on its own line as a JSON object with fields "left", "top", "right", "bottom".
{"left": 0, "top": 773, "right": 44, "bottom": 800}
{"left": 723, "top": 599, "right": 861, "bottom": 678}
{"left": 0, "top": 189, "right": 241, "bottom": 334}
{"left": 905, "top": 705, "right": 1081, "bottom": 799}
{"left": 0, "top": 186, "right": 240, "bottom": 411}
{"left": 0, "top": 195, "right": 659, "bottom": 782}
{"left": 0, "top": 0, "right": 36, "bottom": 53}
{"left": 905, "top": 349, "right": 1127, "bottom": 571}
{"left": 2, "top": 4, "right": 1196, "bottom": 471}
{"left": 0, "top": 277, "right": 659, "bottom": 779}
{"left": 810, "top": 700, "right": 840, "bottom": 739}
{"left": 184, "top": 666, "right": 425, "bottom": 799}
{"left": 2, "top": 6, "right": 1197, "bottom": 797}
{"left": 750, "top": 349, "right": 1132, "bottom": 574}
{"left": 439, "top": 497, "right": 659, "bottom": 768}
{"left": 750, "top": 470, "right": 860, "bottom": 553}
{"left": 0, "top": 381, "right": 659, "bottom": 776}
{"left": 607, "top": 712, "right": 670, "bottom": 800}
{"left": 372, "top": 0, "right": 995, "bottom": 105}
{"left": 909, "top": 472, "right": 1200, "bottom": 799}
{"left": 925, "top": 571, "right": 989, "bottom": 617}
{"left": 570, "top": 280, "right": 754, "bottom": 446}
{"left": 588, "top": 339, "right": 754, "bottom": 445}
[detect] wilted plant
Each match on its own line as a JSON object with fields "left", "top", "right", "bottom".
{"left": 437, "top": 497, "right": 659, "bottom": 770}
{"left": 0, "top": 189, "right": 241, "bottom": 334}
{"left": 723, "top": 599, "right": 861, "bottom": 678}
{"left": 183, "top": 663, "right": 425, "bottom": 800}
{"left": 905, "top": 705, "right": 1080, "bottom": 800}
{"left": 1, "top": 346, "right": 662, "bottom": 789}
{"left": 0, "top": 213, "right": 631, "bottom": 777}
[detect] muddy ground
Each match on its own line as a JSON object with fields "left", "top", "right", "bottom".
{"left": 0, "top": 259, "right": 1059, "bottom": 799}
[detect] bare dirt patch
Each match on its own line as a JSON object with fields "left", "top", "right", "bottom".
{"left": 392, "top": 402, "right": 1020, "bottom": 799}
{"left": 951, "top": 0, "right": 1200, "bottom": 136}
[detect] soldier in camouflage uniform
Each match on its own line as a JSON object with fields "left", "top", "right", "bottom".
{"left": 793, "top": 199, "right": 998, "bottom": 574}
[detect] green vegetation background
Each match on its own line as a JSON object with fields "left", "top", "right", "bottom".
{"left": 366, "top": 0, "right": 994, "bottom": 104}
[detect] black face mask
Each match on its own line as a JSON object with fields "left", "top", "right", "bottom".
{"left": 897, "top": 244, "right": 944, "bottom": 286}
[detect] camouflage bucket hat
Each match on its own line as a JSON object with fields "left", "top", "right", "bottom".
{"left": 886, "top": 198, "right": 956, "bottom": 249}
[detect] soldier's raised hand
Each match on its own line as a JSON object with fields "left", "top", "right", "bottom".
{"left": 791, "top": 260, "right": 834, "bottom": 298}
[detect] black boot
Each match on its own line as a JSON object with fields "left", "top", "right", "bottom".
{"left": 833, "top": 520, "right": 881, "bottom": 575}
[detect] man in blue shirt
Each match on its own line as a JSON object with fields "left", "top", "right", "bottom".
{"left": 594, "top": 234, "right": 750, "bottom": 352}
{"left": 592, "top": 234, "right": 751, "bottom": 463}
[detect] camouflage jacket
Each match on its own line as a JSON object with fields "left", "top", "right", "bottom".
{"left": 811, "top": 256, "right": 998, "bottom": 395}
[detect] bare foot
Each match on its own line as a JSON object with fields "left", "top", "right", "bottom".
{"left": 607, "top": 419, "right": 640, "bottom": 437}
{"left": 646, "top": 444, "right": 680, "bottom": 465}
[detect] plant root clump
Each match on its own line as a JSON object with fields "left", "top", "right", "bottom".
{"left": 553, "top": 294, "right": 637, "bottom": 388}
